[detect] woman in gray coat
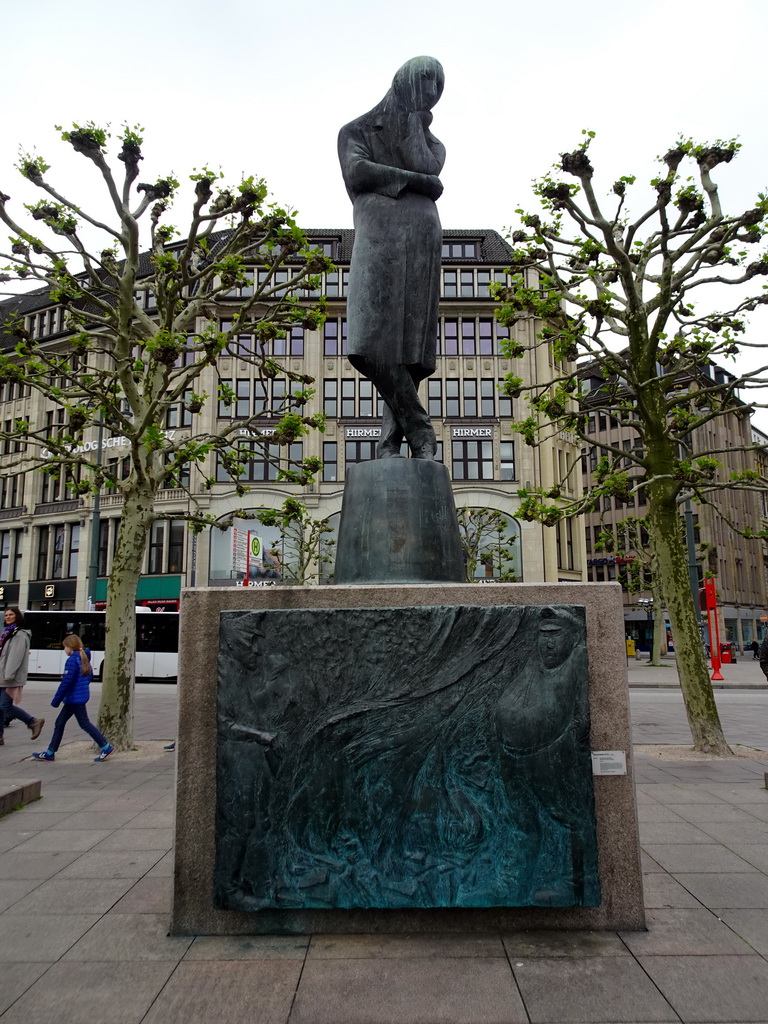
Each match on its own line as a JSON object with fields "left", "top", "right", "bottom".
{"left": 338, "top": 56, "right": 445, "bottom": 459}
{"left": 0, "top": 606, "right": 44, "bottom": 744}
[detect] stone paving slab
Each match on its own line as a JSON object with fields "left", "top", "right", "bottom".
{"left": 642, "top": 843, "right": 760, "bottom": 872}
{"left": 55, "top": 848, "right": 166, "bottom": 879}
{"left": 511, "top": 956, "right": 678, "bottom": 1022}
{"left": 0, "top": 961, "right": 177, "bottom": 1024}
{"left": 638, "top": 954, "right": 768, "bottom": 1023}
{"left": 502, "top": 930, "right": 630, "bottom": 958}
{"left": 61, "top": 911, "right": 192, "bottom": 962}
{"left": 672, "top": 872, "right": 768, "bottom": 907}
{"left": 1, "top": 850, "right": 81, "bottom": 880}
{"left": 0, "top": 963, "right": 51, "bottom": 1017}
{"left": 292, "top": 957, "right": 527, "bottom": 1024}
{"left": 639, "top": 822, "right": 719, "bottom": 844}
{"left": 0, "top": 878, "right": 42, "bottom": 914}
{"left": 619, "top": 908, "right": 756, "bottom": 955}
{"left": 640, "top": 872, "right": 702, "bottom": 909}
{"left": 11, "top": 828, "right": 112, "bottom": 853}
{"left": 307, "top": 932, "right": 506, "bottom": 959}
{"left": 0, "top": 913, "right": 101, "bottom": 962}
{"left": 111, "top": 875, "right": 172, "bottom": 915}
{"left": 6, "top": 877, "right": 135, "bottom": 916}
{"left": 142, "top": 960, "right": 303, "bottom": 1024}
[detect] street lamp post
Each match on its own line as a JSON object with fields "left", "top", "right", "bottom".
{"left": 86, "top": 417, "right": 104, "bottom": 609}
{"left": 638, "top": 596, "right": 654, "bottom": 655}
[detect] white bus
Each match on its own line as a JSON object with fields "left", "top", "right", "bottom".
{"left": 23, "top": 609, "right": 179, "bottom": 681}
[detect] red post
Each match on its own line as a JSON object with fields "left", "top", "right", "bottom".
{"left": 705, "top": 577, "right": 724, "bottom": 681}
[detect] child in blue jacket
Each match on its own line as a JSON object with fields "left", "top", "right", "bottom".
{"left": 32, "top": 634, "right": 114, "bottom": 763}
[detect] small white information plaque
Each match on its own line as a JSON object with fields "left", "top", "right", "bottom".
{"left": 591, "top": 750, "right": 627, "bottom": 776}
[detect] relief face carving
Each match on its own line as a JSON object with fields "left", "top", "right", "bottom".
{"left": 214, "top": 604, "right": 600, "bottom": 911}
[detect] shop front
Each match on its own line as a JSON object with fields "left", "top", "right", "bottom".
{"left": 27, "top": 580, "right": 78, "bottom": 611}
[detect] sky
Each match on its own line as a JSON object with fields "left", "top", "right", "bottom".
{"left": 3, "top": 0, "right": 768, "bottom": 415}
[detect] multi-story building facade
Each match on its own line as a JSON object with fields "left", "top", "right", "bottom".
{"left": 581, "top": 362, "right": 768, "bottom": 649}
{"left": 0, "top": 228, "right": 585, "bottom": 611}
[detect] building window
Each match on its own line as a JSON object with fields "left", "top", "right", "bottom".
{"left": 36, "top": 527, "right": 49, "bottom": 579}
{"left": 461, "top": 321, "right": 476, "bottom": 355}
{"left": 235, "top": 379, "right": 250, "bottom": 419}
{"left": 98, "top": 520, "right": 109, "bottom": 576}
{"left": 67, "top": 525, "right": 80, "bottom": 578}
{"left": 478, "top": 319, "right": 494, "bottom": 355}
{"left": 289, "top": 326, "right": 305, "bottom": 356}
{"left": 323, "top": 319, "right": 347, "bottom": 356}
{"left": 460, "top": 270, "right": 474, "bottom": 297}
{"left": 452, "top": 440, "right": 493, "bottom": 480}
{"left": 148, "top": 522, "right": 165, "bottom": 574}
{"left": 463, "top": 379, "right": 478, "bottom": 417}
{"left": 477, "top": 271, "right": 492, "bottom": 297}
{"left": 442, "top": 270, "right": 457, "bottom": 298}
{"left": 498, "top": 383, "right": 513, "bottom": 418}
{"left": 345, "top": 440, "right": 377, "bottom": 467}
{"left": 52, "top": 525, "right": 65, "bottom": 579}
{"left": 218, "top": 378, "right": 233, "bottom": 418}
{"left": 441, "top": 319, "right": 459, "bottom": 356}
{"left": 250, "top": 379, "right": 265, "bottom": 416}
{"left": 442, "top": 241, "right": 477, "bottom": 258}
{"left": 359, "top": 380, "right": 374, "bottom": 418}
{"left": 446, "top": 379, "right": 460, "bottom": 418}
{"left": 241, "top": 442, "right": 280, "bottom": 482}
{"left": 0, "top": 532, "right": 10, "bottom": 582}
{"left": 0, "top": 473, "right": 24, "bottom": 508}
{"left": 322, "top": 442, "right": 338, "bottom": 482}
{"left": 32, "top": 523, "right": 81, "bottom": 581}
{"left": 500, "top": 441, "right": 515, "bottom": 480}
{"left": 324, "top": 321, "right": 338, "bottom": 355}
{"left": 168, "top": 521, "right": 185, "bottom": 574}
{"left": 272, "top": 379, "right": 287, "bottom": 413}
{"left": 341, "top": 379, "right": 356, "bottom": 418}
{"left": 480, "top": 379, "right": 495, "bottom": 417}
{"left": 287, "top": 441, "right": 304, "bottom": 474}
{"left": 323, "top": 380, "right": 338, "bottom": 418}
{"left": 10, "top": 528, "right": 22, "bottom": 582}
{"left": 428, "top": 379, "right": 442, "bottom": 417}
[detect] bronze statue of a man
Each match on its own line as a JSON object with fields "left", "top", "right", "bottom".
{"left": 338, "top": 56, "right": 445, "bottom": 459}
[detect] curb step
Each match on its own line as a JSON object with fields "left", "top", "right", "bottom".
{"left": 0, "top": 779, "right": 42, "bottom": 815}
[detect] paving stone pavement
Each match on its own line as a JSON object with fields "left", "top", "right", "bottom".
{"left": 0, "top": 680, "right": 766, "bottom": 1023}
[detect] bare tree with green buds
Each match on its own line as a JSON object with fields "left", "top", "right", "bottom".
{"left": 495, "top": 131, "right": 768, "bottom": 754}
{"left": 456, "top": 506, "right": 519, "bottom": 582}
{"left": 255, "top": 498, "right": 335, "bottom": 586}
{"left": 0, "top": 122, "right": 332, "bottom": 748}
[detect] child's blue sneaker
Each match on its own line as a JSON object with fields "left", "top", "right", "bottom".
{"left": 32, "top": 751, "right": 55, "bottom": 762}
{"left": 94, "top": 743, "right": 114, "bottom": 763}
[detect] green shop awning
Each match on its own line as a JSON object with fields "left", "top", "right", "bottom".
{"left": 94, "top": 576, "right": 182, "bottom": 602}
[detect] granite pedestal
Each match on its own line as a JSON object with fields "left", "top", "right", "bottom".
{"left": 171, "top": 583, "right": 645, "bottom": 934}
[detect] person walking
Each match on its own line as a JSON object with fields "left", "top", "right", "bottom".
{"left": 32, "top": 634, "right": 114, "bottom": 763}
{"left": 750, "top": 639, "right": 759, "bottom": 660}
{"left": 0, "top": 606, "right": 45, "bottom": 746}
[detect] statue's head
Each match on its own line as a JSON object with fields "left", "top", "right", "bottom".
{"left": 392, "top": 56, "right": 444, "bottom": 113}
{"left": 537, "top": 606, "right": 580, "bottom": 669}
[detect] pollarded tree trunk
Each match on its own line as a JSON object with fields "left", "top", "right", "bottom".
{"left": 647, "top": 494, "right": 731, "bottom": 754}
{"left": 97, "top": 478, "right": 156, "bottom": 749}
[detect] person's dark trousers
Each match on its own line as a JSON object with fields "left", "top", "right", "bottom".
{"left": 49, "top": 704, "right": 108, "bottom": 752}
{"left": 0, "top": 688, "right": 35, "bottom": 738}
